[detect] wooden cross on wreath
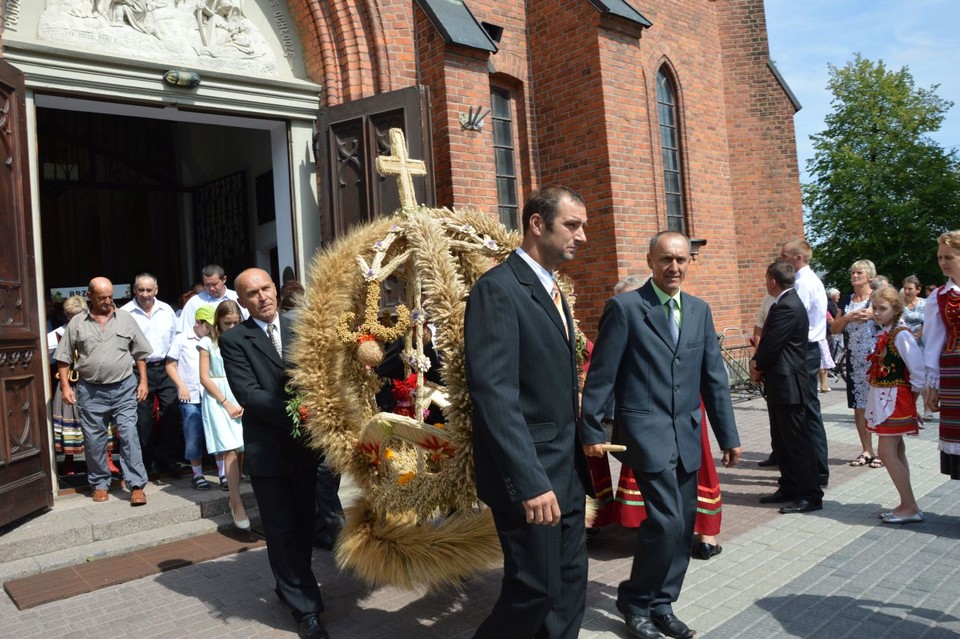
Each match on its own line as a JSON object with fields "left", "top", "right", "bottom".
{"left": 376, "top": 128, "right": 427, "bottom": 211}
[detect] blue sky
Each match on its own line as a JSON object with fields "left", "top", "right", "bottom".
{"left": 763, "top": 0, "right": 960, "bottom": 184}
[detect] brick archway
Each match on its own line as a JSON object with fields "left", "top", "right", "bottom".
{"left": 287, "top": 0, "right": 418, "bottom": 106}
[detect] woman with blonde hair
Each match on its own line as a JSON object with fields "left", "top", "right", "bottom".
{"left": 924, "top": 230, "right": 960, "bottom": 479}
{"left": 831, "top": 259, "right": 880, "bottom": 468}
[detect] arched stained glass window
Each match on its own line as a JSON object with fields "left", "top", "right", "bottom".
{"left": 656, "top": 69, "right": 686, "bottom": 234}
{"left": 491, "top": 86, "right": 519, "bottom": 231}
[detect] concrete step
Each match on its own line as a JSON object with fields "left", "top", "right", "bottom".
{"left": 0, "top": 475, "right": 259, "bottom": 583}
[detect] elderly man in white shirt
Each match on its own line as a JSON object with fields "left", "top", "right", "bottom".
{"left": 780, "top": 240, "right": 830, "bottom": 488}
{"left": 177, "top": 264, "right": 248, "bottom": 333}
{"left": 121, "top": 272, "right": 181, "bottom": 476}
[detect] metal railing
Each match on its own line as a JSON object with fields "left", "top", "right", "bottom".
{"left": 717, "top": 328, "right": 763, "bottom": 403}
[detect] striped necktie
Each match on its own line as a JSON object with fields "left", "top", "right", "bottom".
{"left": 667, "top": 298, "right": 679, "bottom": 345}
{"left": 551, "top": 282, "right": 569, "bottom": 338}
{"left": 266, "top": 323, "right": 281, "bottom": 356}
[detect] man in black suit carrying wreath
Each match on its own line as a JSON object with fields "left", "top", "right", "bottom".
{"left": 220, "top": 268, "right": 329, "bottom": 639}
{"left": 465, "top": 185, "right": 594, "bottom": 639}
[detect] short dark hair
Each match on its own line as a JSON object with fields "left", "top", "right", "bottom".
{"left": 521, "top": 185, "right": 584, "bottom": 233}
{"left": 132, "top": 272, "right": 157, "bottom": 289}
{"left": 902, "top": 274, "right": 921, "bottom": 290}
{"left": 766, "top": 261, "right": 795, "bottom": 288}
{"left": 201, "top": 264, "right": 226, "bottom": 279}
{"left": 279, "top": 279, "right": 305, "bottom": 312}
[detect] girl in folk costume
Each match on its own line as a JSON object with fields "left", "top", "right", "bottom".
{"left": 865, "top": 286, "right": 926, "bottom": 524}
{"left": 924, "top": 230, "right": 960, "bottom": 481}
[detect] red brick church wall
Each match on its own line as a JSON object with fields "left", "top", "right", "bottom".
{"left": 286, "top": 0, "right": 805, "bottom": 334}
{"left": 0, "top": 0, "right": 804, "bottom": 336}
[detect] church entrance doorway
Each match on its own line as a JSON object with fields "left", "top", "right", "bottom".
{"left": 33, "top": 94, "right": 300, "bottom": 495}
{"left": 36, "top": 95, "right": 291, "bottom": 312}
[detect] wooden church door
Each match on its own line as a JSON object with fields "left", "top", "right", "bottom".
{"left": 0, "top": 59, "right": 54, "bottom": 527}
{"left": 316, "top": 85, "right": 435, "bottom": 242}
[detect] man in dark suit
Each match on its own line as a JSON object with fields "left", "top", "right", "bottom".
{"left": 750, "top": 262, "right": 823, "bottom": 514}
{"left": 220, "top": 268, "right": 329, "bottom": 639}
{"left": 465, "top": 185, "right": 594, "bottom": 639}
{"left": 581, "top": 232, "right": 741, "bottom": 639}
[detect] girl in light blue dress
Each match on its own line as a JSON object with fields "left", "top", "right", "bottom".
{"left": 198, "top": 300, "right": 248, "bottom": 529}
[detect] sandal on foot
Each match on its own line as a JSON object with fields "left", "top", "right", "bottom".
{"left": 849, "top": 453, "right": 872, "bottom": 467}
{"left": 869, "top": 457, "right": 884, "bottom": 468}
{"left": 219, "top": 475, "right": 230, "bottom": 491}
{"left": 191, "top": 476, "right": 212, "bottom": 491}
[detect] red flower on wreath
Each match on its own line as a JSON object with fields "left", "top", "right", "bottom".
{"left": 419, "top": 435, "right": 456, "bottom": 462}
{"left": 357, "top": 441, "right": 381, "bottom": 466}
{"left": 391, "top": 373, "right": 418, "bottom": 418}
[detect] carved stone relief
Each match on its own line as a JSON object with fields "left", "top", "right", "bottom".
{"left": 37, "top": 0, "right": 279, "bottom": 76}
{"left": 2, "top": 0, "right": 22, "bottom": 32}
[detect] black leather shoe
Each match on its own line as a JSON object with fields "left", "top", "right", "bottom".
{"left": 758, "top": 455, "right": 778, "bottom": 467}
{"left": 819, "top": 475, "right": 830, "bottom": 488}
{"left": 759, "top": 491, "right": 791, "bottom": 504}
{"left": 692, "top": 542, "right": 722, "bottom": 560}
{"left": 652, "top": 612, "right": 695, "bottom": 639}
{"left": 779, "top": 499, "right": 823, "bottom": 514}
{"left": 623, "top": 613, "right": 663, "bottom": 639}
{"left": 296, "top": 613, "right": 330, "bottom": 639}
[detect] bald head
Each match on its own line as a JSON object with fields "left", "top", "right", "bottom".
{"left": 647, "top": 232, "right": 691, "bottom": 296}
{"left": 87, "top": 277, "right": 114, "bottom": 317}
{"left": 235, "top": 268, "right": 277, "bottom": 323}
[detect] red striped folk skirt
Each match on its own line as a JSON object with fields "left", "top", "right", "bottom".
{"left": 940, "top": 348, "right": 960, "bottom": 479}
{"left": 612, "top": 412, "right": 723, "bottom": 535}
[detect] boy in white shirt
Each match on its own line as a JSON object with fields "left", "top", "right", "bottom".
{"left": 166, "top": 305, "right": 215, "bottom": 489}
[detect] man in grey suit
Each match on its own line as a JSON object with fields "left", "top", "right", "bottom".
{"left": 581, "top": 232, "right": 741, "bottom": 639}
{"left": 465, "top": 185, "right": 594, "bottom": 639}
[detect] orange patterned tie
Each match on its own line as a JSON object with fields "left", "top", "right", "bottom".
{"left": 551, "top": 282, "right": 569, "bottom": 338}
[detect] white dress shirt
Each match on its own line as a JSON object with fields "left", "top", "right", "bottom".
{"left": 923, "top": 278, "right": 960, "bottom": 390}
{"left": 253, "top": 316, "right": 283, "bottom": 353}
{"left": 121, "top": 299, "right": 177, "bottom": 362}
{"left": 165, "top": 330, "right": 203, "bottom": 403}
{"left": 793, "top": 264, "right": 828, "bottom": 343}
{"left": 177, "top": 288, "right": 247, "bottom": 333}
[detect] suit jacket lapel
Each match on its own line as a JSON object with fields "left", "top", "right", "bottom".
{"left": 640, "top": 282, "right": 675, "bottom": 350}
{"left": 507, "top": 253, "right": 571, "bottom": 346}
{"left": 676, "top": 291, "right": 699, "bottom": 351}
{"left": 245, "top": 318, "right": 283, "bottom": 369}
{"left": 279, "top": 312, "right": 295, "bottom": 367}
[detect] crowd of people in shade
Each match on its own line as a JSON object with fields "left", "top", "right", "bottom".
{"left": 47, "top": 266, "right": 342, "bottom": 637}
{"left": 40, "top": 216, "right": 960, "bottom": 639}
{"left": 46, "top": 267, "right": 346, "bottom": 637}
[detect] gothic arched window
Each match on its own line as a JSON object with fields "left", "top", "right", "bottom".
{"left": 656, "top": 68, "right": 686, "bottom": 234}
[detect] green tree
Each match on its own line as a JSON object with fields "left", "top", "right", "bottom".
{"left": 803, "top": 53, "right": 960, "bottom": 290}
